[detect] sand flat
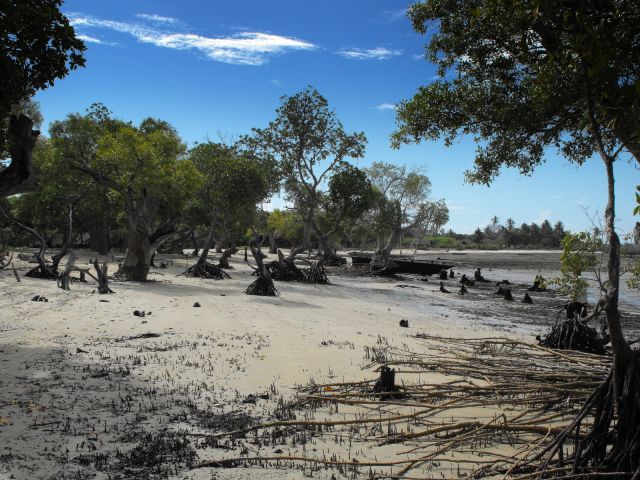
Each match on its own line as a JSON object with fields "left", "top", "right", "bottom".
{"left": 1, "top": 250, "right": 638, "bottom": 479}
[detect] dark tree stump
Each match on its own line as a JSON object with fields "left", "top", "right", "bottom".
{"left": 566, "top": 302, "right": 588, "bottom": 319}
{"left": 0, "top": 115, "right": 39, "bottom": 198}
{"left": 373, "top": 366, "right": 397, "bottom": 393}
{"left": 94, "top": 260, "right": 114, "bottom": 294}
{"left": 523, "top": 292, "right": 533, "bottom": 304}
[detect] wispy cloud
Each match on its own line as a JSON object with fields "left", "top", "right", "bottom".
{"left": 371, "top": 8, "right": 407, "bottom": 24}
{"left": 76, "top": 34, "right": 118, "bottom": 46}
{"left": 375, "top": 103, "right": 396, "bottom": 111}
{"left": 336, "top": 47, "right": 402, "bottom": 61}
{"left": 535, "top": 209, "right": 552, "bottom": 224}
{"left": 69, "top": 13, "right": 316, "bottom": 65}
{"left": 271, "top": 78, "right": 283, "bottom": 87}
{"left": 135, "top": 13, "right": 178, "bottom": 24}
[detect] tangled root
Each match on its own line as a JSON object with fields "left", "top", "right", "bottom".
{"left": 538, "top": 317, "right": 606, "bottom": 355}
{"left": 183, "top": 261, "right": 230, "bottom": 280}
{"left": 245, "top": 274, "right": 279, "bottom": 296}
{"left": 264, "top": 261, "right": 306, "bottom": 282}
{"left": 305, "top": 262, "right": 330, "bottom": 285}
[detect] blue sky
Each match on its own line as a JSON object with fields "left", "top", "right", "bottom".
{"left": 35, "top": 0, "right": 639, "bottom": 236}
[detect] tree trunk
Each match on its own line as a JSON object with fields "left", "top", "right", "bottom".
{"left": 268, "top": 234, "right": 277, "bottom": 254}
{"left": 603, "top": 158, "right": 631, "bottom": 365}
{"left": 94, "top": 259, "right": 114, "bottom": 294}
{"left": 371, "top": 229, "right": 401, "bottom": 270}
{"left": 196, "top": 212, "right": 216, "bottom": 267}
{"left": 92, "top": 217, "right": 109, "bottom": 255}
{"left": 318, "top": 234, "right": 342, "bottom": 265}
{"left": 287, "top": 214, "right": 312, "bottom": 261}
{"left": 120, "top": 221, "right": 151, "bottom": 281}
{"left": 0, "top": 115, "right": 38, "bottom": 198}
{"left": 57, "top": 250, "right": 77, "bottom": 291}
{"left": 52, "top": 203, "right": 74, "bottom": 272}
{"left": 218, "top": 245, "right": 238, "bottom": 269}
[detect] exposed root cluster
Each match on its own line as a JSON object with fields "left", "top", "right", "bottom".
{"left": 304, "top": 262, "right": 330, "bottom": 285}
{"left": 264, "top": 260, "right": 306, "bottom": 282}
{"left": 538, "top": 318, "right": 607, "bottom": 355}
{"left": 245, "top": 274, "right": 280, "bottom": 296}
{"left": 191, "top": 335, "right": 629, "bottom": 479}
{"left": 183, "top": 261, "right": 230, "bottom": 280}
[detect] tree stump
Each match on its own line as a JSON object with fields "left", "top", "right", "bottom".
{"left": 94, "top": 260, "right": 114, "bottom": 294}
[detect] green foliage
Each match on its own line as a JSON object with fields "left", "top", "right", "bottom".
{"left": 244, "top": 86, "right": 366, "bottom": 215}
{"left": 189, "top": 141, "right": 269, "bottom": 236}
{"left": 1, "top": 0, "right": 85, "bottom": 150}
{"left": 266, "top": 209, "right": 302, "bottom": 244}
{"left": 634, "top": 186, "right": 640, "bottom": 216}
{"left": 327, "top": 164, "right": 375, "bottom": 226}
{"left": 552, "top": 233, "right": 603, "bottom": 301}
{"left": 626, "top": 261, "right": 640, "bottom": 290}
{"left": 365, "top": 161, "right": 432, "bottom": 233}
{"left": 393, "top": 0, "right": 640, "bottom": 184}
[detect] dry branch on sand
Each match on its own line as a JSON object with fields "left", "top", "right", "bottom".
{"left": 191, "top": 335, "right": 629, "bottom": 479}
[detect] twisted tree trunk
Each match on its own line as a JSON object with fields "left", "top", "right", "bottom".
{"left": 0, "top": 114, "right": 39, "bottom": 198}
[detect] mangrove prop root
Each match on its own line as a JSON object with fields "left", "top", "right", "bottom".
{"left": 245, "top": 274, "right": 279, "bottom": 296}
{"left": 183, "top": 261, "right": 230, "bottom": 280}
{"left": 538, "top": 318, "right": 606, "bottom": 355}
{"left": 190, "top": 336, "right": 634, "bottom": 479}
{"left": 265, "top": 260, "right": 306, "bottom": 282}
{"left": 304, "top": 262, "right": 330, "bottom": 285}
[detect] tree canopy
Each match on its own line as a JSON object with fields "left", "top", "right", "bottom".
{"left": 1, "top": 0, "right": 85, "bottom": 151}
{"left": 392, "top": 0, "right": 640, "bottom": 184}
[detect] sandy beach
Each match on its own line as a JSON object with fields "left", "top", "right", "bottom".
{"left": 1, "top": 249, "right": 639, "bottom": 479}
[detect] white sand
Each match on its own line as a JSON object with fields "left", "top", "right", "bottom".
{"left": 0, "top": 250, "right": 638, "bottom": 479}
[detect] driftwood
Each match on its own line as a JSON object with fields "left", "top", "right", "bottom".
{"left": 192, "top": 334, "right": 638, "bottom": 478}
{"left": 11, "top": 263, "right": 20, "bottom": 282}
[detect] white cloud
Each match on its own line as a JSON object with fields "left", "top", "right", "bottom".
{"left": 136, "top": 13, "right": 178, "bottom": 24}
{"left": 375, "top": 103, "right": 396, "bottom": 111}
{"left": 271, "top": 78, "right": 283, "bottom": 87}
{"left": 372, "top": 9, "right": 407, "bottom": 24}
{"left": 77, "top": 34, "right": 104, "bottom": 44}
{"left": 69, "top": 13, "right": 316, "bottom": 65}
{"left": 337, "top": 47, "right": 402, "bottom": 60}
{"left": 76, "top": 34, "right": 118, "bottom": 46}
{"left": 535, "top": 209, "right": 552, "bottom": 224}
